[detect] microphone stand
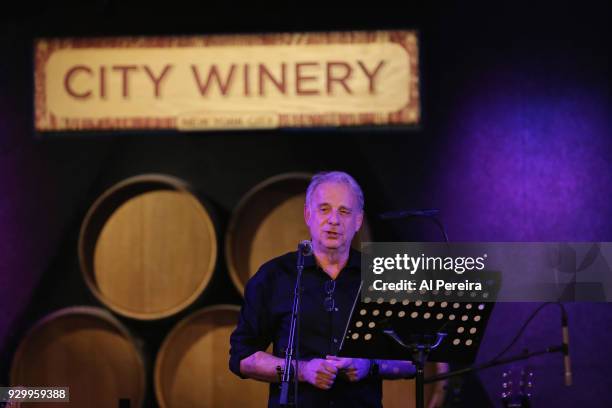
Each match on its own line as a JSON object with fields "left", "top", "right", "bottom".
{"left": 378, "top": 208, "right": 450, "bottom": 408}
{"left": 426, "top": 303, "right": 572, "bottom": 387}
{"left": 424, "top": 344, "right": 566, "bottom": 383}
{"left": 279, "top": 246, "right": 308, "bottom": 407}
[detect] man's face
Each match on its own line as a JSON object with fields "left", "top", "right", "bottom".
{"left": 304, "top": 181, "right": 363, "bottom": 253}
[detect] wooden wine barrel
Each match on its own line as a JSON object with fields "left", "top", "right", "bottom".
{"left": 79, "top": 174, "right": 217, "bottom": 320}
{"left": 226, "top": 173, "right": 371, "bottom": 295}
{"left": 382, "top": 362, "right": 448, "bottom": 408}
{"left": 154, "top": 305, "right": 268, "bottom": 408}
{"left": 10, "top": 307, "right": 146, "bottom": 408}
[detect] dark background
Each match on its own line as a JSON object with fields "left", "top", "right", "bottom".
{"left": 1, "top": 1, "right": 610, "bottom": 406}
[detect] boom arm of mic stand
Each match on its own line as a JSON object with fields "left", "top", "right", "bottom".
{"left": 378, "top": 210, "right": 450, "bottom": 243}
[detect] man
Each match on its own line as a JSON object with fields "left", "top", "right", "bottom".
{"left": 229, "top": 171, "right": 415, "bottom": 407}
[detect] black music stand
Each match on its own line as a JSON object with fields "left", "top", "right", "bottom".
{"left": 338, "top": 274, "right": 500, "bottom": 408}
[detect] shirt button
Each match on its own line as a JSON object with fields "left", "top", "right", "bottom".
{"left": 334, "top": 307, "right": 338, "bottom": 312}
{"left": 333, "top": 338, "right": 338, "bottom": 343}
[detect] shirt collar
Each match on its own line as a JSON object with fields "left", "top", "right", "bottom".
{"left": 303, "top": 248, "right": 361, "bottom": 271}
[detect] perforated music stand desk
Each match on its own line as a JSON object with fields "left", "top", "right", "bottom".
{"left": 338, "top": 273, "right": 500, "bottom": 408}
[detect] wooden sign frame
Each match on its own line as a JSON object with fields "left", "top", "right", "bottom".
{"left": 34, "top": 31, "right": 420, "bottom": 132}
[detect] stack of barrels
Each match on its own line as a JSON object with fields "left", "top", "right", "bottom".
{"left": 9, "top": 173, "right": 439, "bottom": 407}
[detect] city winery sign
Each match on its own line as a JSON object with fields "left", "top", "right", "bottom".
{"left": 34, "top": 31, "right": 420, "bottom": 132}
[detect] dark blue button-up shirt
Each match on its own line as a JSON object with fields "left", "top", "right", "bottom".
{"left": 229, "top": 250, "right": 382, "bottom": 408}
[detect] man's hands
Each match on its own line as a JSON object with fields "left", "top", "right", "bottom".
{"left": 299, "top": 356, "right": 371, "bottom": 389}
{"left": 299, "top": 358, "right": 339, "bottom": 390}
{"left": 326, "top": 356, "right": 371, "bottom": 382}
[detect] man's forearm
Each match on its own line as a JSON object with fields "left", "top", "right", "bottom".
{"left": 375, "top": 360, "right": 416, "bottom": 379}
{"left": 240, "top": 351, "right": 285, "bottom": 383}
{"left": 240, "top": 351, "right": 308, "bottom": 383}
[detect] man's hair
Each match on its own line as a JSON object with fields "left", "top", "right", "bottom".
{"left": 305, "top": 171, "right": 364, "bottom": 211}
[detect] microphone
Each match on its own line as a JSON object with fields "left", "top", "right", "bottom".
{"left": 298, "top": 240, "right": 313, "bottom": 256}
{"left": 379, "top": 209, "right": 440, "bottom": 220}
{"left": 562, "top": 311, "right": 572, "bottom": 386}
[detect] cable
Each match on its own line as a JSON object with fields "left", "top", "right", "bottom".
{"left": 489, "top": 302, "right": 567, "bottom": 363}
{"left": 425, "top": 302, "right": 569, "bottom": 385}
